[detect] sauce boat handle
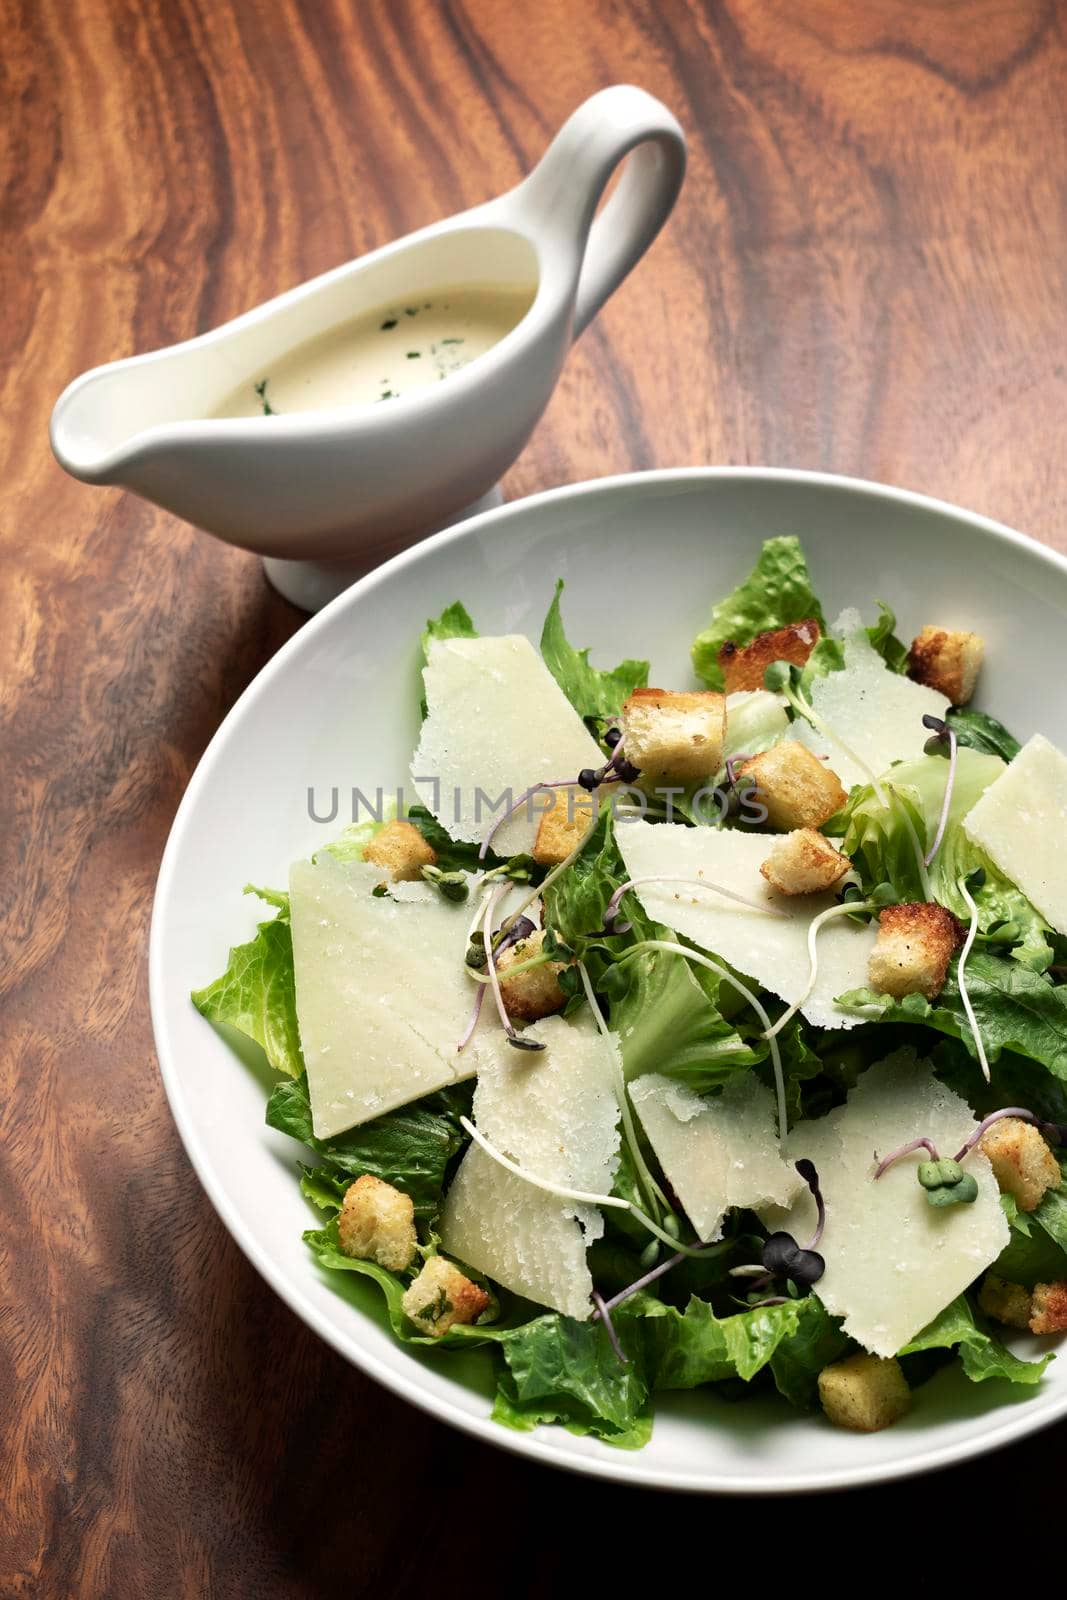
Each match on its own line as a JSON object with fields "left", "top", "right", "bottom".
{"left": 517, "top": 85, "right": 687, "bottom": 339}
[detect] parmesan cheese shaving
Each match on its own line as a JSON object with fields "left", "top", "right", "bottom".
{"left": 615, "top": 820, "right": 875, "bottom": 1029}
{"left": 439, "top": 1012, "right": 621, "bottom": 1319}
{"left": 411, "top": 634, "right": 604, "bottom": 857}
{"left": 630, "top": 1073, "right": 801, "bottom": 1242}
{"left": 962, "top": 732, "right": 1067, "bottom": 934}
{"left": 796, "top": 613, "right": 949, "bottom": 791}
{"left": 762, "top": 1053, "right": 1009, "bottom": 1357}
{"left": 289, "top": 853, "right": 504, "bottom": 1138}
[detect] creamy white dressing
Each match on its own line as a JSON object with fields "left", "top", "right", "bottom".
{"left": 214, "top": 283, "right": 536, "bottom": 418}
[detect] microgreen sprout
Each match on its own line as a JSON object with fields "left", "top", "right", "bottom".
{"left": 600, "top": 874, "right": 789, "bottom": 938}
{"left": 728, "top": 1160, "right": 826, "bottom": 1303}
{"left": 457, "top": 1115, "right": 718, "bottom": 1256}
{"left": 761, "top": 897, "right": 882, "bottom": 1042}
{"left": 591, "top": 1291, "right": 628, "bottom": 1364}
{"left": 873, "top": 1105, "right": 1062, "bottom": 1206}
{"left": 456, "top": 983, "right": 486, "bottom": 1053}
{"left": 920, "top": 714, "right": 958, "bottom": 867}
{"left": 957, "top": 869, "right": 991, "bottom": 1082}
{"left": 421, "top": 864, "right": 470, "bottom": 902}
{"left": 481, "top": 887, "right": 545, "bottom": 1052}
{"left": 723, "top": 753, "right": 753, "bottom": 790}
{"left": 478, "top": 779, "right": 575, "bottom": 860}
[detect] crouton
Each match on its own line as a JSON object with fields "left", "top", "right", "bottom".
{"left": 1029, "top": 1280, "right": 1067, "bottom": 1335}
{"left": 497, "top": 928, "right": 567, "bottom": 1023}
{"left": 338, "top": 1174, "right": 417, "bottom": 1272}
{"left": 718, "top": 620, "right": 822, "bottom": 694}
{"left": 362, "top": 818, "right": 436, "bottom": 882}
{"left": 737, "top": 742, "right": 848, "bottom": 830}
{"left": 867, "top": 902, "right": 961, "bottom": 1000}
{"left": 977, "top": 1117, "right": 1062, "bottom": 1213}
{"left": 907, "top": 626, "right": 984, "bottom": 705}
{"left": 978, "top": 1274, "right": 1033, "bottom": 1331}
{"left": 402, "top": 1254, "right": 489, "bottom": 1336}
{"left": 760, "top": 828, "right": 851, "bottom": 895}
{"left": 532, "top": 784, "right": 597, "bottom": 866}
{"left": 817, "top": 1353, "right": 911, "bottom": 1433}
{"left": 621, "top": 688, "right": 727, "bottom": 782}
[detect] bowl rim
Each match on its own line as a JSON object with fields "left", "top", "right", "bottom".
{"left": 149, "top": 466, "right": 1067, "bottom": 1493}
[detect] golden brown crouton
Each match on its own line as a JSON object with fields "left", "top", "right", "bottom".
{"left": 338, "top": 1174, "right": 417, "bottom": 1272}
{"left": 738, "top": 742, "right": 848, "bottom": 830}
{"left": 978, "top": 1274, "right": 1033, "bottom": 1331}
{"left": 532, "top": 785, "right": 597, "bottom": 866}
{"left": 817, "top": 1353, "right": 911, "bottom": 1433}
{"left": 1029, "top": 1280, "right": 1067, "bottom": 1335}
{"left": 978, "top": 1117, "right": 1062, "bottom": 1213}
{"left": 362, "top": 818, "right": 436, "bottom": 882}
{"left": 497, "top": 928, "right": 567, "bottom": 1023}
{"left": 760, "top": 828, "right": 852, "bottom": 895}
{"left": 402, "top": 1255, "right": 490, "bottom": 1336}
{"left": 867, "top": 902, "right": 962, "bottom": 1000}
{"left": 621, "top": 688, "right": 727, "bottom": 781}
{"left": 718, "top": 620, "right": 822, "bottom": 694}
{"left": 907, "top": 626, "right": 984, "bottom": 705}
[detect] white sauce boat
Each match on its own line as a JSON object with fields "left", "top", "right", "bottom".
{"left": 50, "top": 85, "right": 686, "bottom": 610}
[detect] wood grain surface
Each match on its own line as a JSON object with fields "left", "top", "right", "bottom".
{"left": 3, "top": 0, "right": 1066, "bottom": 1592}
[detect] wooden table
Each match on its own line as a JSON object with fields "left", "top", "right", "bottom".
{"left": 4, "top": 1, "right": 1066, "bottom": 1590}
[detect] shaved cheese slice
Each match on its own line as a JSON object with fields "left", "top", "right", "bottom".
{"left": 796, "top": 613, "right": 949, "bottom": 790}
{"left": 963, "top": 733, "right": 1067, "bottom": 933}
{"left": 615, "top": 820, "right": 875, "bottom": 1029}
{"left": 411, "top": 634, "right": 604, "bottom": 857}
{"left": 724, "top": 690, "right": 789, "bottom": 759}
{"left": 630, "top": 1073, "right": 801, "bottom": 1241}
{"left": 763, "top": 1053, "right": 1008, "bottom": 1357}
{"left": 289, "top": 853, "right": 503, "bottom": 1138}
{"left": 439, "top": 1013, "right": 621, "bottom": 1319}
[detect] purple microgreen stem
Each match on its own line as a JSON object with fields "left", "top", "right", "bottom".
{"left": 952, "top": 1107, "right": 1048, "bottom": 1163}
{"left": 591, "top": 1291, "right": 628, "bottom": 1365}
{"left": 724, "top": 753, "right": 753, "bottom": 788}
{"left": 795, "top": 1158, "right": 826, "bottom": 1250}
{"left": 922, "top": 716, "right": 958, "bottom": 867}
{"left": 478, "top": 779, "right": 590, "bottom": 861}
{"left": 874, "top": 1136, "right": 941, "bottom": 1179}
{"left": 456, "top": 983, "right": 486, "bottom": 1054}
{"left": 593, "top": 1238, "right": 726, "bottom": 1321}
{"left": 483, "top": 884, "right": 521, "bottom": 1043}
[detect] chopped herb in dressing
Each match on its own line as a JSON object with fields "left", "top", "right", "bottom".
{"left": 380, "top": 318, "right": 398, "bottom": 331}
{"left": 253, "top": 378, "right": 276, "bottom": 416}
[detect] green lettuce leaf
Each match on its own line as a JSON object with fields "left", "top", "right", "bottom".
{"left": 839, "top": 750, "right": 1052, "bottom": 970}
{"left": 421, "top": 600, "right": 477, "bottom": 659}
{"left": 866, "top": 600, "right": 909, "bottom": 674}
{"left": 691, "top": 536, "right": 828, "bottom": 689}
{"left": 191, "top": 889, "right": 303, "bottom": 1077}
{"left": 946, "top": 707, "right": 1021, "bottom": 762}
{"left": 267, "top": 1073, "right": 472, "bottom": 1216}
{"left": 540, "top": 580, "right": 648, "bottom": 721}
{"left": 838, "top": 950, "right": 1067, "bottom": 1080}
{"left": 542, "top": 808, "right": 760, "bottom": 1090}
{"left": 768, "top": 1296, "right": 851, "bottom": 1408}
{"left": 492, "top": 1304, "right": 653, "bottom": 1447}
{"left": 644, "top": 1294, "right": 796, "bottom": 1387}
{"left": 900, "top": 1296, "right": 1051, "bottom": 1385}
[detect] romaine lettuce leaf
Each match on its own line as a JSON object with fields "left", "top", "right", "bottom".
{"left": 268, "top": 1072, "right": 471, "bottom": 1216}
{"left": 540, "top": 580, "right": 648, "bottom": 721}
{"left": 692, "top": 536, "right": 828, "bottom": 689}
{"left": 421, "top": 600, "right": 477, "bottom": 660}
{"left": 838, "top": 950, "right": 1067, "bottom": 1080}
{"left": 191, "top": 889, "right": 303, "bottom": 1077}
{"left": 900, "top": 1295, "right": 1051, "bottom": 1385}
{"left": 492, "top": 1304, "right": 653, "bottom": 1447}
{"left": 946, "top": 707, "right": 1021, "bottom": 762}
{"left": 838, "top": 751, "right": 1053, "bottom": 970}
{"left": 643, "top": 1293, "right": 823, "bottom": 1389}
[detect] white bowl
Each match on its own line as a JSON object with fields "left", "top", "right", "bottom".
{"left": 150, "top": 467, "right": 1067, "bottom": 1492}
